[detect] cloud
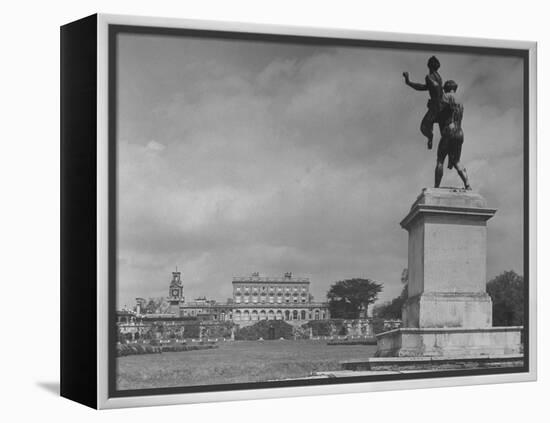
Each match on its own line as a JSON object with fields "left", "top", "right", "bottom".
{"left": 116, "top": 35, "right": 525, "bottom": 307}
{"left": 145, "top": 140, "right": 166, "bottom": 152}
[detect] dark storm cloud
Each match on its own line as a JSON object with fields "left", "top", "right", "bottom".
{"left": 116, "top": 33, "right": 524, "bottom": 308}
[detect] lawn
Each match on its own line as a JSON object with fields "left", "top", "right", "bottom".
{"left": 117, "top": 339, "right": 377, "bottom": 390}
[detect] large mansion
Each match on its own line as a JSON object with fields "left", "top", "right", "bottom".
{"left": 168, "top": 272, "right": 330, "bottom": 323}
{"left": 129, "top": 270, "right": 330, "bottom": 324}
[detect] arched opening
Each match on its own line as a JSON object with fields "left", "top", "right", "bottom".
{"left": 260, "top": 310, "right": 267, "bottom": 320}
{"left": 276, "top": 310, "right": 283, "bottom": 320}
{"left": 251, "top": 310, "right": 258, "bottom": 320}
{"left": 292, "top": 310, "right": 298, "bottom": 320}
{"left": 244, "top": 310, "right": 250, "bottom": 321}
{"left": 301, "top": 310, "right": 307, "bottom": 320}
{"left": 285, "top": 310, "right": 290, "bottom": 320}
{"left": 235, "top": 310, "right": 241, "bottom": 321}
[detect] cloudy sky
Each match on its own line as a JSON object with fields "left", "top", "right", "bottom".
{"left": 115, "top": 32, "right": 524, "bottom": 309}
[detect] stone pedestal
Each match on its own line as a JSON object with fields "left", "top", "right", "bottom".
{"left": 376, "top": 188, "right": 522, "bottom": 357}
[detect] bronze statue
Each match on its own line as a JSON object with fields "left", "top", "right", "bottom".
{"left": 436, "top": 80, "right": 471, "bottom": 189}
{"left": 403, "top": 56, "right": 443, "bottom": 150}
{"left": 403, "top": 57, "right": 471, "bottom": 190}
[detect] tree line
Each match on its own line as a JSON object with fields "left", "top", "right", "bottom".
{"left": 371, "top": 269, "right": 524, "bottom": 326}
{"left": 136, "top": 270, "right": 524, "bottom": 326}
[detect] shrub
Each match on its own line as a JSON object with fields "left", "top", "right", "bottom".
{"left": 371, "top": 318, "right": 388, "bottom": 334}
{"left": 182, "top": 323, "right": 201, "bottom": 339}
{"left": 301, "top": 320, "right": 333, "bottom": 336}
{"left": 204, "top": 322, "right": 234, "bottom": 338}
{"left": 116, "top": 342, "right": 218, "bottom": 356}
{"left": 487, "top": 270, "right": 524, "bottom": 326}
{"left": 327, "top": 339, "right": 377, "bottom": 346}
{"left": 161, "top": 344, "right": 218, "bottom": 353}
{"left": 235, "top": 320, "right": 294, "bottom": 340}
{"left": 116, "top": 343, "right": 160, "bottom": 357}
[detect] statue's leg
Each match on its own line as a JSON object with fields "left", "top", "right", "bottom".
{"left": 448, "top": 136, "right": 459, "bottom": 169}
{"left": 421, "top": 111, "right": 434, "bottom": 149}
{"left": 455, "top": 161, "right": 471, "bottom": 190}
{"left": 453, "top": 136, "right": 470, "bottom": 189}
{"left": 435, "top": 161, "right": 444, "bottom": 188}
{"left": 435, "top": 136, "right": 447, "bottom": 188}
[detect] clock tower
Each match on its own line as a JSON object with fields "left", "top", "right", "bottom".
{"left": 168, "top": 269, "right": 185, "bottom": 315}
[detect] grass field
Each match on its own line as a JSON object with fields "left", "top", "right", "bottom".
{"left": 117, "top": 339, "right": 377, "bottom": 390}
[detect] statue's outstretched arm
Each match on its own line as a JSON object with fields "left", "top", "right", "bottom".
{"left": 402, "top": 72, "right": 428, "bottom": 91}
{"left": 406, "top": 80, "right": 428, "bottom": 91}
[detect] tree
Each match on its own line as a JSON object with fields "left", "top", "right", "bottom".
{"left": 373, "top": 285, "right": 407, "bottom": 319}
{"left": 145, "top": 299, "right": 159, "bottom": 314}
{"left": 327, "top": 278, "right": 383, "bottom": 319}
{"left": 486, "top": 270, "right": 524, "bottom": 326}
{"left": 144, "top": 297, "right": 169, "bottom": 314}
{"left": 373, "top": 268, "right": 408, "bottom": 319}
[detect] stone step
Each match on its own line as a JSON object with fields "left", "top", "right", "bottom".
{"left": 340, "top": 354, "right": 524, "bottom": 371}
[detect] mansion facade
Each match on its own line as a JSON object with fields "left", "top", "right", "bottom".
{"left": 168, "top": 270, "right": 330, "bottom": 323}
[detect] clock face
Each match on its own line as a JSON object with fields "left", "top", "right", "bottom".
{"left": 172, "top": 289, "right": 179, "bottom": 297}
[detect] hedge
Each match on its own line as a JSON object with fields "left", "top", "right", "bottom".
{"left": 235, "top": 320, "right": 294, "bottom": 340}
{"left": 116, "top": 342, "right": 218, "bottom": 357}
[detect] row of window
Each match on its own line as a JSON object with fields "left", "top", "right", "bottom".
{"left": 235, "top": 292, "right": 307, "bottom": 299}
{"left": 235, "top": 297, "right": 307, "bottom": 304}
{"left": 233, "top": 309, "right": 326, "bottom": 321}
{"left": 234, "top": 286, "right": 308, "bottom": 294}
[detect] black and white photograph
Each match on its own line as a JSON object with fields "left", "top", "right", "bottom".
{"left": 4, "top": 0, "right": 549, "bottom": 419}
{"left": 110, "top": 24, "right": 530, "bottom": 394}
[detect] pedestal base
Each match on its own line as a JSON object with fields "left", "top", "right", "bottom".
{"left": 402, "top": 292, "right": 493, "bottom": 328}
{"left": 375, "top": 326, "right": 523, "bottom": 357}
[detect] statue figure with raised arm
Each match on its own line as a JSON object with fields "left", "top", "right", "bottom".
{"left": 403, "top": 55, "right": 443, "bottom": 150}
